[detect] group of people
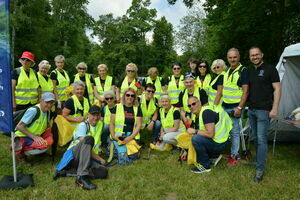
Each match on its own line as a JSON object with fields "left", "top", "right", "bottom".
{"left": 12, "top": 46, "right": 280, "bottom": 190}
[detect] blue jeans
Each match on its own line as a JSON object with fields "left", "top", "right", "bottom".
{"left": 224, "top": 107, "right": 240, "bottom": 158}
{"left": 151, "top": 120, "right": 162, "bottom": 142}
{"left": 192, "top": 134, "right": 227, "bottom": 169}
{"left": 248, "top": 109, "right": 270, "bottom": 171}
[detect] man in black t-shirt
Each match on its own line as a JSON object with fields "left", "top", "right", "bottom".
{"left": 248, "top": 47, "right": 281, "bottom": 182}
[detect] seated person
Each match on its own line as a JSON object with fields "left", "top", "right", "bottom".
{"left": 151, "top": 95, "right": 186, "bottom": 150}
{"left": 139, "top": 83, "right": 161, "bottom": 144}
{"left": 15, "top": 92, "right": 55, "bottom": 163}
{"left": 110, "top": 88, "right": 142, "bottom": 165}
{"left": 62, "top": 81, "right": 90, "bottom": 126}
{"left": 54, "top": 105, "right": 108, "bottom": 190}
{"left": 187, "top": 96, "right": 232, "bottom": 173}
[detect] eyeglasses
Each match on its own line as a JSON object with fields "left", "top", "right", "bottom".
{"left": 213, "top": 66, "right": 221, "bottom": 70}
{"left": 127, "top": 70, "right": 136, "bottom": 73}
{"left": 187, "top": 102, "right": 197, "bottom": 108}
{"left": 105, "top": 97, "right": 114, "bottom": 100}
{"left": 78, "top": 67, "right": 87, "bottom": 71}
{"left": 173, "top": 67, "right": 181, "bottom": 70}
{"left": 198, "top": 65, "right": 207, "bottom": 68}
{"left": 146, "top": 90, "right": 155, "bottom": 94}
{"left": 125, "top": 94, "right": 135, "bottom": 98}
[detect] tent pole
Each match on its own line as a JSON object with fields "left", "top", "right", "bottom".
{"left": 11, "top": 132, "right": 17, "bottom": 182}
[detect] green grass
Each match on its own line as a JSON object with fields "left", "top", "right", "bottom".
{"left": 0, "top": 135, "right": 300, "bottom": 200}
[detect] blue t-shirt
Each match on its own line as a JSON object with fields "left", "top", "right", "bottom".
{"left": 73, "top": 122, "right": 97, "bottom": 140}
{"left": 21, "top": 107, "right": 47, "bottom": 126}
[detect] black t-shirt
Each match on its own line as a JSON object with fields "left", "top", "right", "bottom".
{"left": 111, "top": 105, "right": 143, "bottom": 132}
{"left": 71, "top": 75, "right": 95, "bottom": 99}
{"left": 50, "top": 70, "right": 67, "bottom": 82}
{"left": 157, "top": 109, "right": 180, "bottom": 121}
{"left": 178, "top": 88, "right": 208, "bottom": 107}
{"left": 64, "top": 98, "right": 90, "bottom": 116}
{"left": 211, "top": 75, "right": 224, "bottom": 90}
{"left": 101, "top": 105, "right": 115, "bottom": 118}
{"left": 222, "top": 66, "right": 249, "bottom": 108}
{"left": 248, "top": 63, "right": 280, "bottom": 111}
{"left": 11, "top": 68, "right": 39, "bottom": 85}
{"left": 191, "top": 109, "right": 219, "bottom": 129}
{"left": 142, "top": 77, "right": 166, "bottom": 88}
{"left": 165, "top": 76, "right": 181, "bottom": 86}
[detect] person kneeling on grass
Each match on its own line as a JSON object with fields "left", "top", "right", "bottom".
{"left": 54, "top": 105, "right": 108, "bottom": 190}
{"left": 14, "top": 92, "right": 55, "bottom": 164}
{"left": 187, "top": 96, "right": 232, "bottom": 173}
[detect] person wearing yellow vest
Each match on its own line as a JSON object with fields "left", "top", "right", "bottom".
{"left": 12, "top": 51, "right": 40, "bottom": 111}
{"left": 116, "top": 63, "right": 141, "bottom": 102}
{"left": 72, "top": 62, "right": 95, "bottom": 105}
{"left": 38, "top": 60, "right": 54, "bottom": 95}
{"left": 50, "top": 55, "right": 70, "bottom": 114}
{"left": 62, "top": 81, "right": 90, "bottom": 126}
{"left": 101, "top": 90, "right": 116, "bottom": 148}
{"left": 196, "top": 60, "right": 212, "bottom": 92}
{"left": 54, "top": 105, "right": 108, "bottom": 190}
{"left": 139, "top": 83, "right": 161, "bottom": 144}
{"left": 186, "top": 96, "right": 232, "bottom": 173}
{"left": 222, "top": 48, "right": 249, "bottom": 168}
{"left": 179, "top": 72, "right": 208, "bottom": 129}
{"left": 14, "top": 92, "right": 55, "bottom": 164}
{"left": 207, "top": 59, "right": 227, "bottom": 106}
{"left": 166, "top": 62, "right": 185, "bottom": 107}
{"left": 94, "top": 64, "right": 115, "bottom": 105}
{"left": 142, "top": 67, "right": 166, "bottom": 100}
{"left": 110, "top": 88, "right": 142, "bottom": 164}
{"left": 152, "top": 95, "right": 186, "bottom": 150}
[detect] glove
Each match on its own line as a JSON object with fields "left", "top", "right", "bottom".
{"left": 135, "top": 81, "right": 141, "bottom": 89}
{"left": 57, "top": 100, "right": 61, "bottom": 109}
{"left": 184, "top": 121, "right": 191, "bottom": 129}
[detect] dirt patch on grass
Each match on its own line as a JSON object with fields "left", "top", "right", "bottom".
{"left": 165, "top": 192, "right": 177, "bottom": 200}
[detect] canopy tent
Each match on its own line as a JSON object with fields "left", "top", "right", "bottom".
{"left": 269, "top": 43, "right": 300, "bottom": 142}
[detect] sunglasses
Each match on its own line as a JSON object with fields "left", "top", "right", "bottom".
{"left": 22, "top": 58, "right": 30, "bottom": 62}
{"left": 105, "top": 97, "right": 114, "bottom": 100}
{"left": 78, "top": 67, "right": 86, "bottom": 71}
{"left": 146, "top": 90, "right": 155, "bottom": 94}
{"left": 127, "top": 70, "right": 136, "bottom": 73}
{"left": 125, "top": 94, "right": 135, "bottom": 98}
{"left": 213, "top": 66, "right": 221, "bottom": 70}
{"left": 198, "top": 65, "right": 207, "bottom": 68}
{"left": 188, "top": 102, "right": 197, "bottom": 108}
{"left": 173, "top": 67, "right": 181, "bottom": 70}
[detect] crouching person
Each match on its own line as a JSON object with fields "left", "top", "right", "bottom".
{"left": 187, "top": 96, "right": 232, "bottom": 173}
{"left": 15, "top": 92, "right": 55, "bottom": 164}
{"left": 54, "top": 105, "right": 108, "bottom": 190}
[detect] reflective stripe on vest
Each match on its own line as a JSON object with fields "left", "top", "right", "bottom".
{"left": 95, "top": 76, "right": 113, "bottom": 97}
{"left": 120, "top": 76, "right": 138, "bottom": 98}
{"left": 182, "top": 88, "right": 200, "bottom": 112}
{"left": 207, "top": 71, "right": 225, "bottom": 106}
{"left": 15, "top": 104, "right": 48, "bottom": 137}
{"left": 223, "top": 65, "right": 243, "bottom": 104}
{"left": 74, "top": 73, "right": 94, "bottom": 104}
{"left": 159, "top": 106, "right": 186, "bottom": 133}
{"left": 15, "top": 67, "right": 39, "bottom": 105}
{"left": 114, "top": 104, "right": 140, "bottom": 139}
{"left": 146, "top": 76, "right": 163, "bottom": 99}
{"left": 53, "top": 69, "right": 70, "bottom": 101}
{"left": 196, "top": 74, "right": 211, "bottom": 92}
{"left": 167, "top": 75, "right": 185, "bottom": 104}
{"left": 140, "top": 95, "right": 156, "bottom": 129}
{"left": 37, "top": 72, "right": 53, "bottom": 93}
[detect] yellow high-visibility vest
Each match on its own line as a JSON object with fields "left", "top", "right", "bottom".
{"left": 94, "top": 75, "right": 113, "bottom": 97}
{"left": 196, "top": 74, "right": 211, "bottom": 92}
{"left": 52, "top": 69, "right": 70, "bottom": 101}
{"left": 182, "top": 88, "right": 200, "bottom": 112}
{"left": 37, "top": 72, "right": 53, "bottom": 94}
{"left": 167, "top": 75, "right": 185, "bottom": 104}
{"left": 146, "top": 76, "right": 163, "bottom": 99}
{"left": 120, "top": 76, "right": 138, "bottom": 98}
{"left": 159, "top": 106, "right": 186, "bottom": 133}
{"left": 207, "top": 71, "right": 225, "bottom": 106}
{"left": 140, "top": 94, "right": 156, "bottom": 129}
{"left": 74, "top": 73, "right": 94, "bottom": 104}
{"left": 223, "top": 65, "right": 244, "bottom": 104}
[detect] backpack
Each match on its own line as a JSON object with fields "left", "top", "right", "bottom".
{"left": 13, "top": 106, "right": 50, "bottom": 129}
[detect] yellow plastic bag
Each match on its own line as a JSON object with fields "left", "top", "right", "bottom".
{"left": 55, "top": 115, "right": 75, "bottom": 146}
{"left": 126, "top": 140, "right": 141, "bottom": 155}
{"left": 175, "top": 132, "right": 197, "bottom": 165}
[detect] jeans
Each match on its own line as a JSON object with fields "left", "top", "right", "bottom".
{"left": 152, "top": 120, "right": 162, "bottom": 142}
{"left": 248, "top": 109, "right": 270, "bottom": 171}
{"left": 101, "top": 124, "right": 110, "bottom": 148}
{"left": 224, "top": 107, "right": 240, "bottom": 158}
{"left": 192, "top": 134, "right": 227, "bottom": 169}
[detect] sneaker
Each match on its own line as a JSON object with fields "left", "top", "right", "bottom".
{"left": 253, "top": 170, "right": 264, "bottom": 182}
{"left": 53, "top": 170, "right": 66, "bottom": 180}
{"left": 211, "top": 155, "right": 222, "bottom": 167}
{"left": 191, "top": 164, "right": 211, "bottom": 174}
{"left": 227, "top": 157, "right": 239, "bottom": 167}
{"left": 75, "top": 176, "right": 97, "bottom": 190}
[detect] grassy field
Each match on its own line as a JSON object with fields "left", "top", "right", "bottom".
{"left": 0, "top": 135, "right": 299, "bottom": 200}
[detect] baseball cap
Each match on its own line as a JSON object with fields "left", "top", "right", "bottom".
{"left": 41, "top": 92, "right": 55, "bottom": 102}
{"left": 89, "top": 105, "right": 101, "bottom": 114}
{"left": 184, "top": 72, "right": 195, "bottom": 80}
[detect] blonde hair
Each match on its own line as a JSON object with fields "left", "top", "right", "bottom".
{"left": 121, "top": 88, "right": 139, "bottom": 106}
{"left": 211, "top": 59, "right": 227, "bottom": 73}
{"left": 76, "top": 62, "right": 88, "bottom": 69}
{"left": 38, "top": 60, "right": 51, "bottom": 69}
{"left": 54, "top": 55, "right": 65, "bottom": 62}
{"left": 97, "top": 64, "right": 108, "bottom": 71}
{"left": 147, "top": 67, "right": 158, "bottom": 76}
{"left": 160, "top": 94, "right": 170, "bottom": 102}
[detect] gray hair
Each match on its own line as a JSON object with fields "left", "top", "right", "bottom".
{"left": 72, "top": 80, "right": 85, "bottom": 89}
{"left": 38, "top": 60, "right": 51, "bottom": 69}
{"left": 227, "top": 48, "right": 240, "bottom": 55}
{"left": 76, "top": 62, "right": 88, "bottom": 69}
{"left": 54, "top": 55, "right": 65, "bottom": 62}
{"left": 211, "top": 59, "right": 227, "bottom": 73}
{"left": 160, "top": 94, "right": 170, "bottom": 102}
{"left": 103, "top": 90, "right": 115, "bottom": 97}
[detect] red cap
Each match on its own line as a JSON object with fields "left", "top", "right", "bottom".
{"left": 20, "top": 51, "right": 35, "bottom": 62}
